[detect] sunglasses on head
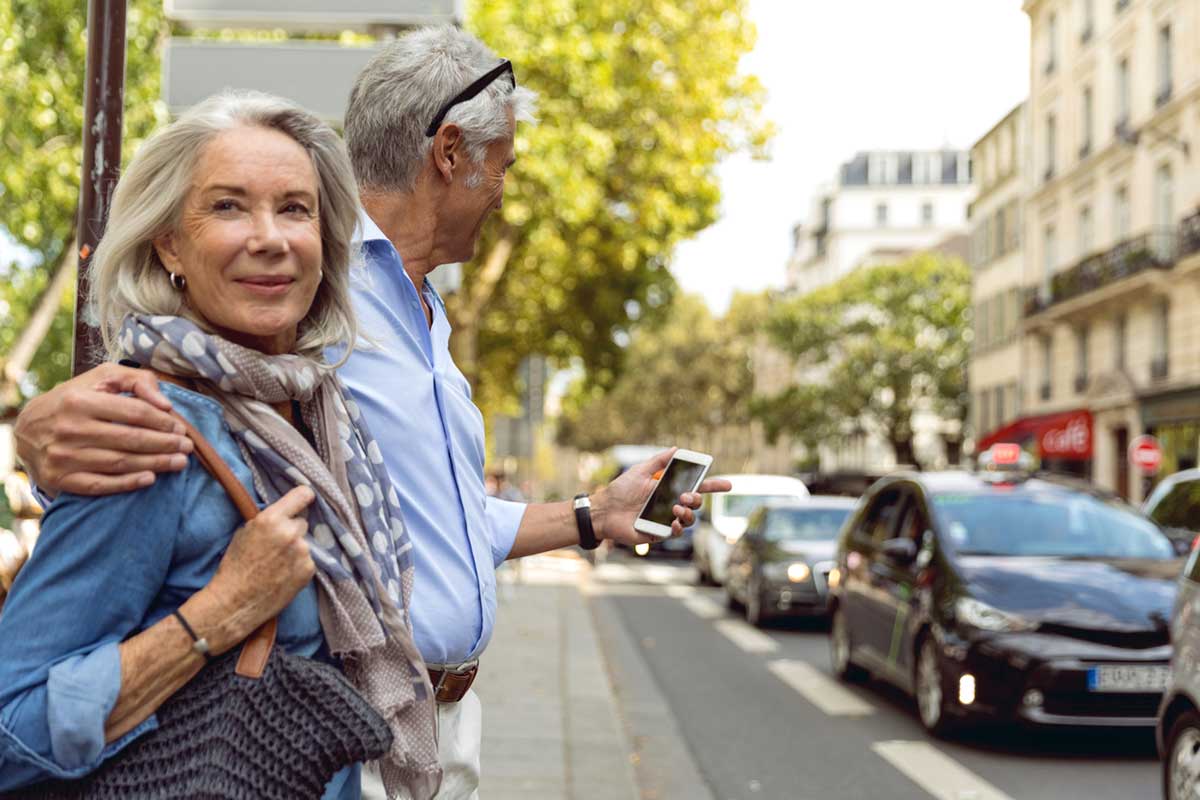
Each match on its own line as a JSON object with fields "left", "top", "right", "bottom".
{"left": 424, "top": 59, "right": 516, "bottom": 138}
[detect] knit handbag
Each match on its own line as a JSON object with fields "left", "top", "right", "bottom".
{"left": 11, "top": 407, "right": 393, "bottom": 800}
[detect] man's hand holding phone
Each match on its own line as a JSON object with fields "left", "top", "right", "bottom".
{"left": 591, "top": 448, "right": 731, "bottom": 547}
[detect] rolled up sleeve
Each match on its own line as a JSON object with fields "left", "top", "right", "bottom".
{"left": 484, "top": 497, "right": 527, "bottom": 566}
{"left": 0, "top": 473, "right": 182, "bottom": 790}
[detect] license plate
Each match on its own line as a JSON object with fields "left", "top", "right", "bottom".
{"left": 1087, "top": 665, "right": 1171, "bottom": 693}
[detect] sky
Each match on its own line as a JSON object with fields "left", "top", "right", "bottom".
{"left": 671, "top": 0, "right": 1031, "bottom": 313}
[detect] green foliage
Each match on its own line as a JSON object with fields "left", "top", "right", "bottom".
{"left": 0, "top": 0, "right": 167, "bottom": 398}
{"left": 556, "top": 292, "right": 762, "bottom": 453}
{"left": 462, "top": 0, "right": 770, "bottom": 414}
{"left": 756, "top": 254, "right": 971, "bottom": 468}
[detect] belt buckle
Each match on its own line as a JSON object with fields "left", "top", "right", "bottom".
{"left": 433, "top": 660, "right": 478, "bottom": 695}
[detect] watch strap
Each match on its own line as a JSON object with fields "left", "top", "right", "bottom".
{"left": 573, "top": 493, "right": 599, "bottom": 551}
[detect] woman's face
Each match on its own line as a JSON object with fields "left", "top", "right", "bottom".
{"left": 154, "top": 125, "right": 323, "bottom": 355}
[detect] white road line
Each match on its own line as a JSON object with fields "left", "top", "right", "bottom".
{"left": 871, "top": 740, "right": 1014, "bottom": 800}
{"left": 714, "top": 618, "right": 780, "bottom": 654}
{"left": 664, "top": 584, "right": 694, "bottom": 599}
{"left": 681, "top": 594, "right": 725, "bottom": 620}
{"left": 766, "top": 660, "right": 875, "bottom": 717}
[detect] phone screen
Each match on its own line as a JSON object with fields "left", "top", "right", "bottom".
{"left": 640, "top": 458, "right": 707, "bottom": 526}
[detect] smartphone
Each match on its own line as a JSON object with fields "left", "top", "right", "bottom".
{"left": 633, "top": 449, "right": 713, "bottom": 538}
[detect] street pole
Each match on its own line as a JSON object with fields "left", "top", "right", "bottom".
{"left": 72, "top": 0, "right": 128, "bottom": 376}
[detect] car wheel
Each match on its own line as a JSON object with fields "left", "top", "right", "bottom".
{"left": 914, "top": 636, "right": 956, "bottom": 737}
{"left": 830, "top": 605, "right": 867, "bottom": 683}
{"left": 1164, "top": 710, "right": 1200, "bottom": 800}
{"left": 746, "top": 577, "right": 768, "bottom": 628}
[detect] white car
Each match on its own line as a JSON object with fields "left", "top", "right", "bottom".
{"left": 692, "top": 474, "right": 809, "bottom": 585}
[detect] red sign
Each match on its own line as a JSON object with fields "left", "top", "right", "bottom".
{"left": 1039, "top": 411, "right": 1093, "bottom": 459}
{"left": 1129, "top": 435, "right": 1163, "bottom": 475}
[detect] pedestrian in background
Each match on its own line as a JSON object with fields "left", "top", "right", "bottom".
{"left": 14, "top": 26, "right": 731, "bottom": 799}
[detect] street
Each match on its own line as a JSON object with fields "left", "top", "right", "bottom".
{"left": 589, "top": 552, "right": 1159, "bottom": 800}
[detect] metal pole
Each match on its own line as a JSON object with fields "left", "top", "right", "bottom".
{"left": 72, "top": 0, "right": 128, "bottom": 375}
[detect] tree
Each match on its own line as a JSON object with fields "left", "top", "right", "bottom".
{"left": 0, "top": 0, "right": 167, "bottom": 408}
{"left": 556, "top": 292, "right": 762, "bottom": 453}
{"left": 755, "top": 254, "right": 971, "bottom": 470}
{"left": 461, "top": 0, "right": 769, "bottom": 415}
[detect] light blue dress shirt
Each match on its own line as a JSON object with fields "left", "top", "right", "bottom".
{"left": 332, "top": 212, "right": 527, "bottom": 666}
{"left": 0, "top": 383, "right": 358, "bottom": 798}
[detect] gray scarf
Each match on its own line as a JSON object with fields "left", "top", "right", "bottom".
{"left": 118, "top": 314, "right": 440, "bottom": 799}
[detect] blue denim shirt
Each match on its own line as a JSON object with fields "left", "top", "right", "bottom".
{"left": 0, "top": 383, "right": 358, "bottom": 798}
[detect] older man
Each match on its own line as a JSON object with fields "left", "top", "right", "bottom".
{"left": 15, "top": 26, "right": 729, "bottom": 800}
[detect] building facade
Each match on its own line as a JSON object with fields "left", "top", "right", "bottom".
{"left": 969, "top": 105, "right": 1029, "bottom": 454}
{"left": 787, "top": 150, "right": 975, "bottom": 295}
{"left": 992, "top": 0, "right": 1200, "bottom": 502}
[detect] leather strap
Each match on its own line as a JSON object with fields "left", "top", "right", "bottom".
{"left": 427, "top": 664, "right": 479, "bottom": 703}
{"left": 154, "top": 371, "right": 278, "bottom": 679}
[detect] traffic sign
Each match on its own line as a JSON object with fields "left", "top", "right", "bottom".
{"left": 1128, "top": 435, "right": 1163, "bottom": 476}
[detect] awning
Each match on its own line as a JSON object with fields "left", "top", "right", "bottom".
{"left": 976, "top": 409, "right": 1093, "bottom": 461}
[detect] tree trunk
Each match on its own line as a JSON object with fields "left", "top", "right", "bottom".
{"left": 1, "top": 242, "right": 77, "bottom": 409}
{"left": 446, "top": 227, "right": 515, "bottom": 388}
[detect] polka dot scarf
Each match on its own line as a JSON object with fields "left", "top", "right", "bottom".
{"left": 118, "top": 314, "right": 441, "bottom": 800}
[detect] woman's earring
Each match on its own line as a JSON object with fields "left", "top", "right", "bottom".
{"left": 169, "top": 272, "right": 187, "bottom": 291}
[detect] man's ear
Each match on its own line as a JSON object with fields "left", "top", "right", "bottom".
{"left": 152, "top": 232, "right": 183, "bottom": 275}
{"left": 432, "top": 124, "right": 464, "bottom": 184}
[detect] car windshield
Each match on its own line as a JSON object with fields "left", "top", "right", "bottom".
{"left": 765, "top": 508, "right": 851, "bottom": 541}
{"left": 721, "top": 494, "right": 800, "bottom": 518}
{"left": 932, "top": 490, "right": 1174, "bottom": 559}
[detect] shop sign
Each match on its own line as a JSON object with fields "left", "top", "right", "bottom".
{"left": 1039, "top": 411, "right": 1093, "bottom": 459}
{"left": 1129, "top": 435, "right": 1163, "bottom": 475}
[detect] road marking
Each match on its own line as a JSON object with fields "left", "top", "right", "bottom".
{"left": 714, "top": 619, "right": 780, "bottom": 654}
{"left": 766, "top": 660, "right": 875, "bottom": 717}
{"left": 664, "top": 584, "right": 694, "bottom": 599}
{"left": 871, "top": 740, "right": 1014, "bottom": 800}
{"left": 681, "top": 594, "right": 725, "bottom": 619}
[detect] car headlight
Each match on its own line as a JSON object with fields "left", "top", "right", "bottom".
{"left": 763, "top": 562, "right": 811, "bottom": 583}
{"left": 954, "top": 598, "right": 1038, "bottom": 633}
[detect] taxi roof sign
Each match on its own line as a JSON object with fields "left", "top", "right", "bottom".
{"left": 990, "top": 443, "right": 1022, "bottom": 465}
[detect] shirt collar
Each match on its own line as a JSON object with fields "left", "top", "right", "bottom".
{"left": 354, "top": 207, "right": 447, "bottom": 313}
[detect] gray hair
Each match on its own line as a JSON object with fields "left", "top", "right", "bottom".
{"left": 89, "top": 90, "right": 361, "bottom": 364}
{"left": 345, "top": 26, "right": 537, "bottom": 192}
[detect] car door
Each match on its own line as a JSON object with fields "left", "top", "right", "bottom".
{"left": 841, "top": 485, "right": 906, "bottom": 662}
{"left": 871, "top": 487, "right": 931, "bottom": 684}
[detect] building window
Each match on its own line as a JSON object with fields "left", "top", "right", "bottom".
{"left": 1081, "top": 0, "right": 1094, "bottom": 42}
{"left": 1044, "top": 113, "right": 1056, "bottom": 182}
{"left": 1153, "top": 300, "right": 1170, "bottom": 379}
{"left": 1155, "top": 164, "right": 1174, "bottom": 250}
{"left": 875, "top": 202, "right": 889, "bottom": 227}
{"left": 922, "top": 202, "right": 934, "bottom": 226}
{"left": 1043, "top": 225, "right": 1057, "bottom": 293}
{"left": 1116, "top": 57, "right": 1131, "bottom": 130}
{"left": 1114, "top": 313, "right": 1127, "bottom": 370}
{"left": 1080, "top": 86, "right": 1093, "bottom": 158}
{"left": 1075, "top": 326, "right": 1089, "bottom": 393}
{"left": 1078, "top": 205, "right": 1093, "bottom": 257}
{"left": 978, "top": 390, "right": 991, "bottom": 435}
{"left": 995, "top": 207, "right": 1006, "bottom": 256}
{"left": 1040, "top": 335, "right": 1053, "bottom": 400}
{"left": 1158, "top": 25, "right": 1173, "bottom": 106}
{"left": 994, "top": 386, "right": 1005, "bottom": 426}
{"left": 1114, "top": 185, "right": 1130, "bottom": 241}
{"left": 1045, "top": 13, "right": 1058, "bottom": 74}
{"left": 977, "top": 301, "right": 990, "bottom": 350}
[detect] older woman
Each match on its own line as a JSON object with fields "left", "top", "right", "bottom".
{"left": 0, "top": 92, "right": 438, "bottom": 799}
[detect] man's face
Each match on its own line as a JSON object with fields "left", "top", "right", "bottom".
{"left": 439, "top": 112, "right": 516, "bottom": 262}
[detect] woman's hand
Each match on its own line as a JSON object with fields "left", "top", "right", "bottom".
{"left": 196, "top": 486, "right": 317, "bottom": 652}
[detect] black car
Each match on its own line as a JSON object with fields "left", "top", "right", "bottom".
{"left": 828, "top": 470, "right": 1184, "bottom": 736}
{"left": 725, "top": 497, "right": 856, "bottom": 626}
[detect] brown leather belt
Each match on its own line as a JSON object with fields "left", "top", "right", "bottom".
{"left": 427, "top": 662, "right": 479, "bottom": 703}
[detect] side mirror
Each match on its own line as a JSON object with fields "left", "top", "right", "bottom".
{"left": 880, "top": 537, "right": 918, "bottom": 564}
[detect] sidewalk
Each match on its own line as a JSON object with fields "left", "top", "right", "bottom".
{"left": 474, "top": 553, "right": 639, "bottom": 800}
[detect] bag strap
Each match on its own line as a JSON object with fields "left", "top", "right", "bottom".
{"left": 154, "top": 371, "right": 278, "bottom": 679}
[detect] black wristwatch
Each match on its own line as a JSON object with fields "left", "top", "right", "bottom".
{"left": 573, "top": 493, "right": 599, "bottom": 550}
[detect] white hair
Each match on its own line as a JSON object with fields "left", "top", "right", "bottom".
{"left": 88, "top": 90, "right": 361, "bottom": 364}
{"left": 345, "top": 26, "right": 537, "bottom": 192}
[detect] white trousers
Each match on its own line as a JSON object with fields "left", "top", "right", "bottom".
{"left": 361, "top": 689, "right": 483, "bottom": 800}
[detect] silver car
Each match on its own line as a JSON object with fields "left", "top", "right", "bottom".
{"left": 691, "top": 474, "right": 809, "bottom": 586}
{"left": 1158, "top": 541, "right": 1200, "bottom": 798}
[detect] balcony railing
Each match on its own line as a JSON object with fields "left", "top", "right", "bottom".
{"left": 1025, "top": 229, "right": 1178, "bottom": 315}
{"left": 1181, "top": 210, "right": 1200, "bottom": 258}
